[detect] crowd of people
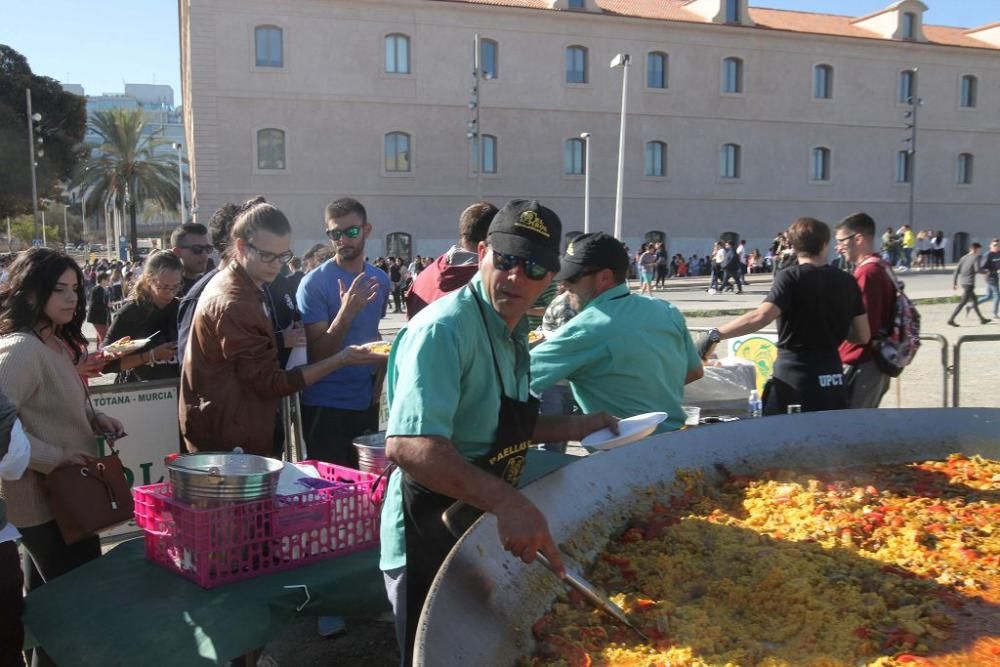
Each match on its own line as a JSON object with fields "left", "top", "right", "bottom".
{"left": 0, "top": 184, "right": 995, "bottom": 666}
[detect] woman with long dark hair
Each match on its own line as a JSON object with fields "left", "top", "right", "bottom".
{"left": 102, "top": 251, "right": 182, "bottom": 382}
{"left": 0, "top": 249, "right": 125, "bottom": 643}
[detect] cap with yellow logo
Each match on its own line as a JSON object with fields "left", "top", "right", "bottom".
{"left": 487, "top": 199, "right": 563, "bottom": 273}
{"left": 553, "top": 232, "right": 629, "bottom": 282}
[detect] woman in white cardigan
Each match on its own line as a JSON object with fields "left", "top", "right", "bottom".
{"left": 0, "top": 249, "right": 125, "bottom": 598}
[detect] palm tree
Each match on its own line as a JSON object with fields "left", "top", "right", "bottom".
{"left": 72, "top": 108, "right": 181, "bottom": 258}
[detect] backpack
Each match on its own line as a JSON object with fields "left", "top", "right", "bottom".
{"left": 863, "top": 259, "right": 920, "bottom": 377}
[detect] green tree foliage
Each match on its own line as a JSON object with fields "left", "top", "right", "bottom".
{"left": 0, "top": 45, "right": 87, "bottom": 218}
{"left": 73, "top": 107, "right": 180, "bottom": 258}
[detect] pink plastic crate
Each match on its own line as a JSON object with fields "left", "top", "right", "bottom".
{"left": 133, "top": 461, "right": 382, "bottom": 588}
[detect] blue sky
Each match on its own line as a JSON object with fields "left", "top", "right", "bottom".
{"left": 1, "top": 1, "right": 996, "bottom": 107}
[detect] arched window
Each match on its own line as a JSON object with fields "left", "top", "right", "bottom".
{"left": 720, "top": 143, "right": 741, "bottom": 179}
{"left": 474, "top": 135, "right": 497, "bottom": 174}
{"left": 565, "top": 46, "right": 588, "bottom": 84}
{"left": 813, "top": 64, "right": 833, "bottom": 99}
{"left": 896, "top": 150, "right": 912, "bottom": 184}
{"left": 647, "top": 52, "right": 668, "bottom": 89}
{"left": 480, "top": 39, "right": 498, "bottom": 79}
{"left": 256, "top": 128, "right": 285, "bottom": 169}
{"left": 957, "top": 153, "right": 974, "bottom": 185}
{"left": 901, "top": 12, "right": 916, "bottom": 40}
{"left": 386, "top": 232, "right": 412, "bottom": 262}
{"left": 722, "top": 57, "right": 743, "bottom": 94}
{"left": 898, "top": 69, "right": 917, "bottom": 104}
{"left": 564, "top": 138, "right": 585, "bottom": 175}
{"left": 385, "top": 132, "right": 411, "bottom": 172}
{"left": 385, "top": 34, "right": 411, "bottom": 74}
{"left": 960, "top": 75, "right": 977, "bottom": 108}
{"left": 644, "top": 141, "right": 667, "bottom": 177}
{"left": 811, "top": 147, "right": 831, "bottom": 181}
{"left": 254, "top": 26, "right": 283, "bottom": 68}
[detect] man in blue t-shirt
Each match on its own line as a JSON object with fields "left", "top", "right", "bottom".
{"left": 296, "top": 198, "right": 390, "bottom": 466}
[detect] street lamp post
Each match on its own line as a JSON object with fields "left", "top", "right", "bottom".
{"left": 63, "top": 204, "right": 69, "bottom": 248}
{"left": 172, "top": 142, "right": 186, "bottom": 224}
{"left": 610, "top": 54, "right": 631, "bottom": 241}
{"left": 580, "top": 132, "right": 591, "bottom": 234}
{"left": 26, "top": 89, "right": 42, "bottom": 243}
{"left": 903, "top": 82, "right": 922, "bottom": 233}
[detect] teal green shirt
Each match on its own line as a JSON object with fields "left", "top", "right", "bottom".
{"left": 529, "top": 284, "right": 701, "bottom": 433}
{"left": 379, "top": 274, "right": 532, "bottom": 571}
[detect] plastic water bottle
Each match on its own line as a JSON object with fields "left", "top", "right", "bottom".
{"left": 748, "top": 390, "right": 762, "bottom": 418}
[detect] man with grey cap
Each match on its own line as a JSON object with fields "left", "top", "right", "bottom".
{"left": 379, "top": 200, "right": 617, "bottom": 664}
{"left": 0, "top": 391, "right": 30, "bottom": 665}
{"left": 531, "top": 232, "right": 704, "bottom": 433}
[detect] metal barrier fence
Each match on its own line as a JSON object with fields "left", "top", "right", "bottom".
{"left": 951, "top": 333, "right": 1000, "bottom": 407}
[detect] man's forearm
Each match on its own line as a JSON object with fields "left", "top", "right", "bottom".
{"left": 387, "top": 436, "right": 517, "bottom": 513}
{"left": 306, "top": 313, "right": 355, "bottom": 362}
{"left": 534, "top": 414, "right": 588, "bottom": 443}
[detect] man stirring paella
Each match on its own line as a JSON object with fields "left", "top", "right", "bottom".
{"left": 379, "top": 199, "right": 617, "bottom": 665}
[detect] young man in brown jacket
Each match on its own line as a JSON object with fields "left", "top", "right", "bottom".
{"left": 180, "top": 201, "right": 382, "bottom": 455}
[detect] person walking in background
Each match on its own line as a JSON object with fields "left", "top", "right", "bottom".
{"left": 931, "top": 231, "right": 946, "bottom": 269}
{"left": 897, "top": 224, "right": 915, "bottom": 270}
{"left": 948, "top": 242, "right": 990, "bottom": 327}
{"left": 977, "top": 239, "right": 1000, "bottom": 318}
{"left": 638, "top": 243, "right": 656, "bottom": 296}
{"left": 86, "top": 271, "right": 112, "bottom": 349}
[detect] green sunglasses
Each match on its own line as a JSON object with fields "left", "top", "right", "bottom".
{"left": 326, "top": 225, "right": 363, "bottom": 241}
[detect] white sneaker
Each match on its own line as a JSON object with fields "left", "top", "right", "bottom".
{"left": 707, "top": 289, "right": 717, "bottom": 295}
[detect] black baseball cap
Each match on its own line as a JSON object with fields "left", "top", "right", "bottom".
{"left": 553, "top": 232, "right": 629, "bottom": 282}
{"left": 487, "top": 199, "right": 562, "bottom": 274}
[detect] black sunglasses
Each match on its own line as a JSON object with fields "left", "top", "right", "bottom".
{"left": 835, "top": 233, "right": 860, "bottom": 245}
{"left": 325, "top": 226, "right": 363, "bottom": 241}
{"left": 246, "top": 241, "right": 294, "bottom": 264}
{"left": 490, "top": 250, "right": 550, "bottom": 281}
{"left": 180, "top": 244, "right": 214, "bottom": 255}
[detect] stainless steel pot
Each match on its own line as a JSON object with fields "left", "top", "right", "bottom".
{"left": 168, "top": 452, "right": 283, "bottom": 506}
{"left": 416, "top": 408, "right": 1000, "bottom": 665}
{"left": 354, "top": 432, "right": 389, "bottom": 475}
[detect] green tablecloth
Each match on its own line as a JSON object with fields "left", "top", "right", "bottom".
{"left": 22, "top": 450, "right": 576, "bottom": 666}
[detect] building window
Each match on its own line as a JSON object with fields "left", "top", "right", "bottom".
{"left": 385, "top": 132, "right": 411, "bottom": 172}
{"left": 726, "top": 0, "right": 740, "bottom": 23}
{"left": 647, "top": 52, "right": 668, "bottom": 89}
{"left": 957, "top": 153, "right": 974, "bottom": 185}
{"left": 901, "top": 12, "right": 916, "bottom": 39}
{"left": 720, "top": 143, "right": 741, "bottom": 179}
{"left": 564, "top": 138, "right": 585, "bottom": 175}
{"left": 568, "top": 0, "right": 585, "bottom": 8}
{"left": 960, "top": 75, "right": 977, "bottom": 108}
{"left": 480, "top": 39, "right": 498, "bottom": 79}
{"left": 257, "top": 129, "right": 285, "bottom": 170}
{"left": 813, "top": 64, "right": 833, "bottom": 99}
{"left": 473, "top": 134, "right": 497, "bottom": 174}
{"left": 254, "top": 26, "right": 283, "bottom": 68}
{"left": 811, "top": 147, "right": 831, "bottom": 182}
{"left": 722, "top": 57, "right": 743, "bottom": 94}
{"left": 645, "top": 141, "right": 667, "bottom": 177}
{"left": 386, "top": 232, "right": 412, "bottom": 262}
{"left": 896, "top": 150, "right": 912, "bottom": 184}
{"left": 898, "top": 70, "right": 917, "bottom": 104}
{"left": 565, "top": 46, "right": 588, "bottom": 84}
{"left": 385, "top": 34, "right": 411, "bottom": 74}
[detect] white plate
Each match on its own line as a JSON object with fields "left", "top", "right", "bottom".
{"left": 581, "top": 412, "right": 668, "bottom": 451}
{"left": 102, "top": 337, "right": 152, "bottom": 356}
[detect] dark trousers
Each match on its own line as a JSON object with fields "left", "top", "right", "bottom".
{"left": 722, "top": 267, "right": 742, "bottom": 293}
{"left": 762, "top": 376, "right": 848, "bottom": 416}
{"left": 950, "top": 286, "right": 987, "bottom": 323}
{"left": 18, "top": 521, "right": 101, "bottom": 667}
{"left": 0, "top": 540, "right": 24, "bottom": 667}
{"left": 302, "top": 404, "right": 379, "bottom": 468}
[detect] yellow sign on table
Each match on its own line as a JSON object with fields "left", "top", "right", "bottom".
{"left": 729, "top": 334, "right": 778, "bottom": 394}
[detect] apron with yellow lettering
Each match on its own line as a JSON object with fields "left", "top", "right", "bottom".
{"left": 400, "top": 289, "right": 539, "bottom": 664}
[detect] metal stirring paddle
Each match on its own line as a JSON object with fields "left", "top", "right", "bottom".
{"left": 534, "top": 551, "right": 650, "bottom": 642}
{"left": 441, "top": 501, "right": 649, "bottom": 642}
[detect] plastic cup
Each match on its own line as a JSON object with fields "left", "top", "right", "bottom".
{"left": 682, "top": 406, "right": 701, "bottom": 426}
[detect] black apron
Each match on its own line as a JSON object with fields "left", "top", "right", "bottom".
{"left": 400, "top": 289, "right": 539, "bottom": 665}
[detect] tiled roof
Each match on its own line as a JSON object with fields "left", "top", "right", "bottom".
{"left": 432, "top": 1, "right": 998, "bottom": 51}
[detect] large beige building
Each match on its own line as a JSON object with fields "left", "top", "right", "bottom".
{"left": 180, "top": 0, "right": 1000, "bottom": 259}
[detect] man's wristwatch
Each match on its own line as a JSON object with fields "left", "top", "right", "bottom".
{"left": 696, "top": 328, "right": 722, "bottom": 361}
{"left": 706, "top": 328, "right": 721, "bottom": 345}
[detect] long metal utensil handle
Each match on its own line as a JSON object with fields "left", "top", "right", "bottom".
{"left": 535, "top": 552, "right": 649, "bottom": 641}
